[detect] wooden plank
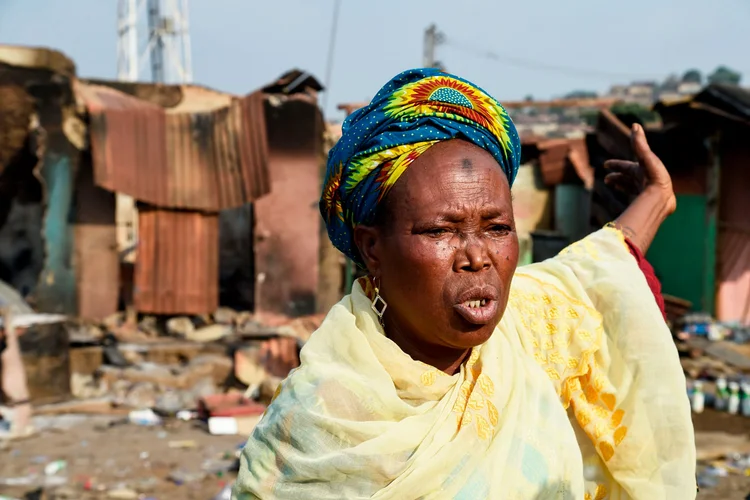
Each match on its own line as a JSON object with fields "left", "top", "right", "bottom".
{"left": 705, "top": 341, "right": 750, "bottom": 371}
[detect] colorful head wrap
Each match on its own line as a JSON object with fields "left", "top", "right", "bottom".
{"left": 321, "top": 68, "right": 521, "bottom": 267}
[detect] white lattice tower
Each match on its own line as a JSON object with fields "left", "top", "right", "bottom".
{"left": 116, "top": 0, "right": 193, "bottom": 84}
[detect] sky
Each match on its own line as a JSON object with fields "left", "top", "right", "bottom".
{"left": 1, "top": 0, "right": 748, "bottom": 119}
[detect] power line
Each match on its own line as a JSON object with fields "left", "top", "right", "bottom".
{"left": 444, "top": 37, "right": 656, "bottom": 82}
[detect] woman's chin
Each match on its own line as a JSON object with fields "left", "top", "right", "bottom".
{"left": 444, "top": 325, "right": 497, "bottom": 350}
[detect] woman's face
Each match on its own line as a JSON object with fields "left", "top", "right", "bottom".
{"left": 355, "top": 139, "right": 519, "bottom": 353}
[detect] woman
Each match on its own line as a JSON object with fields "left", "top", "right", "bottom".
{"left": 234, "top": 69, "right": 695, "bottom": 499}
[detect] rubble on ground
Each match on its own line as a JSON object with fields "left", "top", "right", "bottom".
{"left": 0, "top": 295, "right": 324, "bottom": 499}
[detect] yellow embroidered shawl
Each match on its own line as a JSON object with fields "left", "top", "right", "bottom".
{"left": 234, "top": 228, "right": 696, "bottom": 499}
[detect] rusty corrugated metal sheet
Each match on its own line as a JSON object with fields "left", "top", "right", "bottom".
{"left": 134, "top": 208, "right": 219, "bottom": 315}
{"left": 238, "top": 91, "right": 272, "bottom": 201}
{"left": 77, "top": 82, "right": 270, "bottom": 211}
{"left": 522, "top": 137, "right": 593, "bottom": 188}
{"left": 78, "top": 82, "right": 170, "bottom": 204}
{"left": 567, "top": 139, "right": 593, "bottom": 189}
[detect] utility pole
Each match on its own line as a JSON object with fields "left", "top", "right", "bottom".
{"left": 322, "top": 0, "right": 342, "bottom": 113}
{"left": 423, "top": 24, "right": 445, "bottom": 70}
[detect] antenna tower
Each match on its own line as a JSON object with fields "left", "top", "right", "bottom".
{"left": 117, "top": 0, "right": 193, "bottom": 83}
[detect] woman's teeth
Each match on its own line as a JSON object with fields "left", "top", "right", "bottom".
{"left": 463, "top": 300, "right": 487, "bottom": 309}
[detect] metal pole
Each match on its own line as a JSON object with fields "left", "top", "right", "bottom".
{"left": 322, "top": 0, "right": 342, "bottom": 114}
{"left": 179, "top": 0, "right": 193, "bottom": 83}
{"left": 423, "top": 24, "right": 435, "bottom": 68}
{"left": 148, "top": 0, "right": 164, "bottom": 82}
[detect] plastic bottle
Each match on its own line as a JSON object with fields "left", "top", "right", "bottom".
{"left": 212, "top": 483, "right": 234, "bottom": 500}
{"left": 741, "top": 380, "right": 750, "bottom": 417}
{"left": 44, "top": 460, "right": 67, "bottom": 476}
{"left": 728, "top": 381, "right": 741, "bottom": 415}
{"left": 128, "top": 409, "right": 162, "bottom": 426}
{"left": 715, "top": 377, "right": 729, "bottom": 412}
{"left": 691, "top": 380, "right": 705, "bottom": 414}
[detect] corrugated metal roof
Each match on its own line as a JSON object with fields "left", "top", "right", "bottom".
{"left": 262, "top": 69, "right": 323, "bottom": 95}
{"left": 522, "top": 137, "right": 594, "bottom": 189}
{"left": 77, "top": 81, "right": 270, "bottom": 211}
{"left": 134, "top": 208, "right": 219, "bottom": 315}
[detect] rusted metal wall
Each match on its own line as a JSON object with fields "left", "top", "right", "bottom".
{"left": 78, "top": 82, "right": 271, "bottom": 316}
{"left": 716, "top": 133, "right": 750, "bottom": 325}
{"left": 254, "top": 96, "right": 324, "bottom": 317}
{"left": 134, "top": 208, "right": 219, "bottom": 315}
{"left": 74, "top": 157, "right": 118, "bottom": 320}
{"left": 79, "top": 83, "right": 270, "bottom": 212}
{"left": 531, "top": 138, "right": 593, "bottom": 188}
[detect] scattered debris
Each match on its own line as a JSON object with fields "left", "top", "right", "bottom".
{"left": 186, "top": 324, "right": 233, "bottom": 343}
{"left": 166, "top": 316, "right": 194, "bottom": 337}
{"left": 212, "top": 482, "right": 234, "bottom": 500}
{"left": 127, "top": 409, "right": 162, "bottom": 427}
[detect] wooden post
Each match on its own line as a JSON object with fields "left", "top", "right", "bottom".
{"left": 316, "top": 128, "right": 345, "bottom": 313}
{"left": 703, "top": 132, "right": 721, "bottom": 316}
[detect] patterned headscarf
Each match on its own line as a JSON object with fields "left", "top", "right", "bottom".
{"left": 321, "top": 68, "right": 521, "bottom": 267}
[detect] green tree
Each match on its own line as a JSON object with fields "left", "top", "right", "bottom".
{"left": 580, "top": 109, "right": 599, "bottom": 127}
{"left": 610, "top": 103, "right": 659, "bottom": 125}
{"left": 682, "top": 69, "right": 702, "bottom": 84}
{"left": 564, "top": 90, "right": 598, "bottom": 99}
{"left": 708, "top": 66, "right": 741, "bottom": 86}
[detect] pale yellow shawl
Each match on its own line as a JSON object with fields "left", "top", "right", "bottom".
{"left": 234, "top": 228, "right": 696, "bottom": 499}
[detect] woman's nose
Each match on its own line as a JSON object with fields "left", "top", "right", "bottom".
{"left": 455, "top": 238, "right": 491, "bottom": 272}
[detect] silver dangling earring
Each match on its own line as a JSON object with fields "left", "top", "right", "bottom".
{"left": 371, "top": 277, "right": 388, "bottom": 325}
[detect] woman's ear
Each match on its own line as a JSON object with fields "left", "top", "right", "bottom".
{"left": 353, "top": 225, "right": 382, "bottom": 277}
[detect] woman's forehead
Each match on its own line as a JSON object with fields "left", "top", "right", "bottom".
{"left": 406, "top": 141, "right": 507, "bottom": 189}
{"left": 391, "top": 146, "right": 512, "bottom": 214}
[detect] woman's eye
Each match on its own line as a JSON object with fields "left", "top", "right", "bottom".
{"left": 425, "top": 228, "right": 449, "bottom": 236}
{"left": 489, "top": 225, "right": 512, "bottom": 234}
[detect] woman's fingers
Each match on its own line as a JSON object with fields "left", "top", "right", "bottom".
{"left": 631, "top": 123, "right": 673, "bottom": 190}
{"left": 603, "top": 159, "right": 639, "bottom": 174}
{"left": 605, "top": 172, "right": 642, "bottom": 195}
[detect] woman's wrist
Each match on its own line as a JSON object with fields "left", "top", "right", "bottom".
{"left": 641, "top": 184, "right": 677, "bottom": 220}
{"left": 613, "top": 185, "right": 675, "bottom": 254}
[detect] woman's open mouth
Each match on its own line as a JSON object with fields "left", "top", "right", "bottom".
{"left": 453, "top": 296, "right": 499, "bottom": 325}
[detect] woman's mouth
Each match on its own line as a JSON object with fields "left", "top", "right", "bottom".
{"left": 453, "top": 298, "right": 499, "bottom": 325}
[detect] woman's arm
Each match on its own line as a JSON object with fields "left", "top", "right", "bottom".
{"left": 604, "top": 124, "right": 676, "bottom": 255}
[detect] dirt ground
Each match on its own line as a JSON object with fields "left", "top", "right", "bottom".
{"left": 0, "top": 409, "right": 749, "bottom": 499}
{"left": 0, "top": 417, "right": 243, "bottom": 500}
{"left": 694, "top": 410, "right": 750, "bottom": 500}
